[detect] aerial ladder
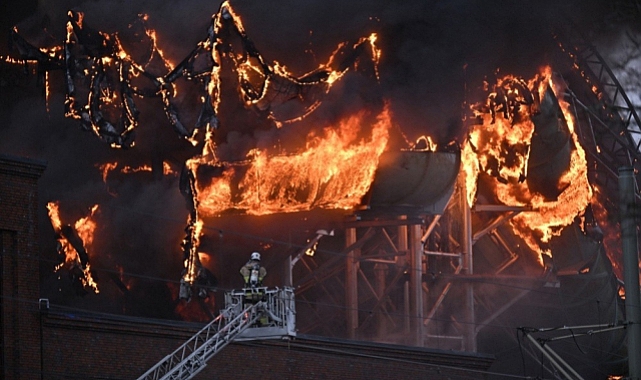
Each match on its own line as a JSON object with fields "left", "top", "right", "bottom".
{"left": 137, "top": 287, "right": 296, "bottom": 380}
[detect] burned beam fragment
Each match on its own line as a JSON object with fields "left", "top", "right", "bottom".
{"left": 58, "top": 224, "right": 90, "bottom": 269}
{"left": 527, "top": 85, "right": 572, "bottom": 201}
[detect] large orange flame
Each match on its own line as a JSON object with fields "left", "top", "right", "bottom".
{"left": 191, "top": 105, "right": 391, "bottom": 217}
{"left": 464, "top": 67, "right": 592, "bottom": 262}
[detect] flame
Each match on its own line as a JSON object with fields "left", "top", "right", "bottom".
{"left": 121, "top": 164, "right": 152, "bottom": 173}
{"left": 47, "top": 201, "right": 63, "bottom": 232}
{"left": 144, "top": 27, "right": 174, "bottom": 70}
{"left": 209, "top": 2, "right": 381, "bottom": 127}
{"left": 98, "top": 162, "right": 119, "bottom": 183}
{"left": 75, "top": 204, "right": 99, "bottom": 247}
{"left": 414, "top": 135, "right": 438, "bottom": 151}
{"left": 2, "top": 56, "right": 22, "bottom": 64}
{"left": 464, "top": 67, "right": 592, "bottom": 262}
{"left": 183, "top": 218, "right": 204, "bottom": 283}
{"left": 46, "top": 201, "right": 100, "bottom": 293}
{"left": 14, "top": 2, "right": 386, "bottom": 295}
{"left": 461, "top": 140, "right": 479, "bottom": 207}
{"left": 368, "top": 33, "right": 382, "bottom": 81}
{"left": 44, "top": 71, "right": 50, "bottom": 112}
{"left": 97, "top": 161, "right": 177, "bottom": 184}
{"left": 305, "top": 241, "right": 319, "bottom": 257}
{"left": 591, "top": 186, "right": 622, "bottom": 278}
{"left": 192, "top": 105, "right": 391, "bottom": 217}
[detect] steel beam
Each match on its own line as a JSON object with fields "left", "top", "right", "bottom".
{"left": 620, "top": 166, "right": 641, "bottom": 379}
{"left": 410, "top": 223, "right": 424, "bottom": 346}
{"left": 345, "top": 227, "right": 360, "bottom": 339}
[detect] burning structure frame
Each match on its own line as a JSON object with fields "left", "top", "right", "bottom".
{"left": 4, "top": 2, "right": 641, "bottom": 378}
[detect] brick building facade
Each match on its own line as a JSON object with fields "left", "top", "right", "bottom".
{"left": 1, "top": 154, "right": 494, "bottom": 379}
{"left": 1, "top": 155, "right": 47, "bottom": 380}
{"left": 40, "top": 309, "right": 493, "bottom": 379}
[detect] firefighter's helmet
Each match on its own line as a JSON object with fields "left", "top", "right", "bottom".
{"left": 251, "top": 252, "right": 261, "bottom": 261}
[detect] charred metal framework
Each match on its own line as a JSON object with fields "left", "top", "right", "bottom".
{"left": 294, "top": 175, "right": 486, "bottom": 351}
{"left": 7, "top": 1, "right": 381, "bottom": 296}
{"left": 292, "top": 150, "right": 480, "bottom": 349}
{"left": 556, "top": 21, "right": 641, "bottom": 205}
{"left": 8, "top": 1, "right": 379, "bottom": 148}
{"left": 293, "top": 25, "right": 637, "bottom": 363}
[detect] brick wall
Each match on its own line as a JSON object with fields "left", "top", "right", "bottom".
{"left": 0, "top": 155, "right": 46, "bottom": 380}
{"left": 40, "top": 310, "right": 493, "bottom": 380}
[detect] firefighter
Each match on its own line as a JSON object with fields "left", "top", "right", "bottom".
{"left": 240, "top": 251, "right": 267, "bottom": 288}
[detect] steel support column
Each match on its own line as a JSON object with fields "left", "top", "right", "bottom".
{"left": 620, "top": 166, "right": 641, "bottom": 379}
{"left": 345, "top": 227, "right": 360, "bottom": 339}
{"left": 461, "top": 177, "right": 477, "bottom": 352}
{"left": 398, "top": 216, "right": 409, "bottom": 335}
{"left": 374, "top": 263, "right": 388, "bottom": 338}
{"left": 410, "top": 223, "right": 424, "bottom": 346}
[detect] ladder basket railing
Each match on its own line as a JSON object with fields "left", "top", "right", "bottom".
{"left": 225, "top": 287, "right": 296, "bottom": 332}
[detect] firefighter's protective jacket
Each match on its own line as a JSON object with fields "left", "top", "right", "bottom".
{"left": 240, "top": 259, "right": 267, "bottom": 287}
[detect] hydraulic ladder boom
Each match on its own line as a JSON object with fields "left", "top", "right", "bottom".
{"left": 137, "top": 287, "right": 296, "bottom": 380}
{"left": 137, "top": 301, "right": 263, "bottom": 380}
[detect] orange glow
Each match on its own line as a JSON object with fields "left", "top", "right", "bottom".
{"left": 466, "top": 67, "right": 592, "bottom": 263}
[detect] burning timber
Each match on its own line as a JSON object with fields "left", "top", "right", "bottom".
{"left": 46, "top": 202, "right": 100, "bottom": 295}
